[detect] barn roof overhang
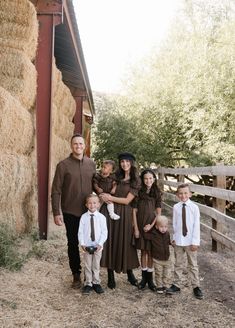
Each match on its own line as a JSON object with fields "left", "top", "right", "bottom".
{"left": 32, "top": 0, "right": 95, "bottom": 117}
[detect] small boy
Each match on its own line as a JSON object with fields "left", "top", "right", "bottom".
{"left": 93, "top": 160, "right": 120, "bottom": 220}
{"left": 166, "top": 183, "right": 203, "bottom": 299}
{"left": 78, "top": 194, "right": 108, "bottom": 295}
{"left": 151, "top": 215, "right": 172, "bottom": 294}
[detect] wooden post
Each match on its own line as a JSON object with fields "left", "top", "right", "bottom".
{"left": 212, "top": 163, "right": 226, "bottom": 252}
{"left": 177, "top": 175, "right": 185, "bottom": 183}
{"left": 157, "top": 168, "right": 164, "bottom": 191}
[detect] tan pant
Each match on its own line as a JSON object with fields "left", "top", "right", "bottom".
{"left": 174, "top": 245, "right": 200, "bottom": 288}
{"left": 154, "top": 259, "right": 172, "bottom": 288}
{"left": 83, "top": 249, "right": 102, "bottom": 286}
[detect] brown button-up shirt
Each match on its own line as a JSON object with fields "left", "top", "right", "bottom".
{"left": 51, "top": 154, "right": 96, "bottom": 217}
{"left": 151, "top": 228, "right": 171, "bottom": 261}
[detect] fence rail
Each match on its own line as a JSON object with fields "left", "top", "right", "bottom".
{"left": 156, "top": 164, "right": 235, "bottom": 252}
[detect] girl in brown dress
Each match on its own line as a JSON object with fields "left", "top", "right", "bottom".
{"left": 99, "top": 152, "right": 141, "bottom": 289}
{"left": 133, "top": 168, "right": 162, "bottom": 290}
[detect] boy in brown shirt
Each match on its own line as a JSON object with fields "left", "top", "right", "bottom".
{"left": 151, "top": 215, "right": 172, "bottom": 293}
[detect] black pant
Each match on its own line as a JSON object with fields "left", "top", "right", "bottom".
{"left": 63, "top": 213, "right": 81, "bottom": 275}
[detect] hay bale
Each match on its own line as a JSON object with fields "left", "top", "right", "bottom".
{"left": 52, "top": 104, "right": 75, "bottom": 140}
{"left": 0, "top": 49, "right": 37, "bottom": 109}
{"left": 52, "top": 63, "right": 76, "bottom": 119}
{"left": 0, "top": 0, "right": 38, "bottom": 60}
{"left": 50, "top": 133, "right": 71, "bottom": 180}
{"left": 0, "top": 87, "right": 34, "bottom": 154}
{"left": 25, "top": 149, "right": 38, "bottom": 231}
{"left": 0, "top": 152, "right": 33, "bottom": 232}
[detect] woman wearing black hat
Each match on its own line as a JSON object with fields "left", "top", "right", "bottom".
{"left": 100, "top": 152, "right": 141, "bottom": 289}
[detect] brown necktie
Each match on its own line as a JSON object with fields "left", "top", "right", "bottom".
{"left": 90, "top": 214, "right": 95, "bottom": 241}
{"left": 182, "top": 203, "right": 187, "bottom": 236}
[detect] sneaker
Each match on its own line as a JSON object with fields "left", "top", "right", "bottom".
{"left": 82, "top": 285, "right": 93, "bottom": 295}
{"left": 156, "top": 287, "right": 165, "bottom": 294}
{"left": 166, "top": 284, "right": 181, "bottom": 295}
{"left": 93, "top": 284, "right": 104, "bottom": 294}
{"left": 193, "top": 287, "right": 203, "bottom": 300}
{"left": 71, "top": 273, "right": 81, "bottom": 289}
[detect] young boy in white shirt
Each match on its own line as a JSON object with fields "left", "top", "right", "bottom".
{"left": 166, "top": 183, "right": 203, "bottom": 299}
{"left": 78, "top": 194, "right": 108, "bottom": 295}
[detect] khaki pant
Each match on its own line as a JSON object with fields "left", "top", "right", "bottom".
{"left": 83, "top": 249, "right": 102, "bottom": 286}
{"left": 154, "top": 259, "right": 172, "bottom": 288}
{"left": 174, "top": 245, "right": 200, "bottom": 288}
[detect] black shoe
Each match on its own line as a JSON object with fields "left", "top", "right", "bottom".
{"left": 127, "top": 269, "right": 138, "bottom": 287}
{"left": 146, "top": 272, "right": 157, "bottom": 291}
{"left": 166, "top": 284, "right": 181, "bottom": 294}
{"left": 82, "top": 285, "right": 93, "bottom": 295}
{"left": 193, "top": 287, "right": 203, "bottom": 300}
{"left": 138, "top": 270, "right": 148, "bottom": 289}
{"left": 107, "top": 269, "right": 116, "bottom": 289}
{"left": 72, "top": 273, "right": 81, "bottom": 289}
{"left": 93, "top": 284, "right": 104, "bottom": 294}
{"left": 156, "top": 287, "right": 165, "bottom": 294}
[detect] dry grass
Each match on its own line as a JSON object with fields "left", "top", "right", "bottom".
{"left": 0, "top": 220, "right": 234, "bottom": 328}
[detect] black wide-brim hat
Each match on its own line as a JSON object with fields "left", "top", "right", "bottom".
{"left": 118, "top": 152, "right": 136, "bottom": 161}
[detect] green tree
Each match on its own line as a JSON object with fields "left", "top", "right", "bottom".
{"left": 92, "top": 0, "right": 235, "bottom": 167}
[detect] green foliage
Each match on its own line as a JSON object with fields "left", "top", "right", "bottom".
{"left": 0, "top": 224, "right": 24, "bottom": 271}
{"left": 92, "top": 0, "right": 235, "bottom": 167}
{"left": 0, "top": 224, "right": 46, "bottom": 271}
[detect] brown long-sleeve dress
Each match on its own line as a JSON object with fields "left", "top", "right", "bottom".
{"left": 100, "top": 178, "right": 140, "bottom": 273}
{"left": 134, "top": 191, "right": 162, "bottom": 251}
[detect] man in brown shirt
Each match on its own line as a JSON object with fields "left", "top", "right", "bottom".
{"left": 51, "top": 134, "right": 96, "bottom": 288}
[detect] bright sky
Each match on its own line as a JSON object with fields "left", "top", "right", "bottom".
{"left": 74, "top": 0, "right": 180, "bottom": 93}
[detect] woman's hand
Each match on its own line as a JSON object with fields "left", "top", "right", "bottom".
{"left": 143, "top": 224, "right": 151, "bottom": 232}
{"left": 99, "top": 193, "right": 112, "bottom": 203}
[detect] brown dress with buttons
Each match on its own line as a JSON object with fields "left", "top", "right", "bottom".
{"left": 100, "top": 178, "right": 141, "bottom": 273}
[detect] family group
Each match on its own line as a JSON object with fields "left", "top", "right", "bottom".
{"left": 51, "top": 134, "right": 203, "bottom": 300}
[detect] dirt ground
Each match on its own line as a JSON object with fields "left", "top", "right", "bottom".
{"left": 0, "top": 217, "right": 235, "bottom": 328}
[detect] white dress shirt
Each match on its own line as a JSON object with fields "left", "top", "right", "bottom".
{"left": 173, "top": 199, "right": 200, "bottom": 246}
{"left": 78, "top": 210, "right": 108, "bottom": 247}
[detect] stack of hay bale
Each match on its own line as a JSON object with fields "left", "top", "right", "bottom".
{"left": 51, "top": 61, "right": 76, "bottom": 177}
{"left": 0, "top": 0, "right": 38, "bottom": 232}
{"left": 0, "top": 0, "right": 76, "bottom": 233}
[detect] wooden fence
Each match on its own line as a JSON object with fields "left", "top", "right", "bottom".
{"left": 155, "top": 164, "right": 235, "bottom": 252}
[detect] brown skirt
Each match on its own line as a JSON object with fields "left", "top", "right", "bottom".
{"left": 100, "top": 203, "right": 140, "bottom": 273}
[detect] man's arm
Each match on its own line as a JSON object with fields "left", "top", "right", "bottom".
{"left": 51, "top": 163, "right": 64, "bottom": 225}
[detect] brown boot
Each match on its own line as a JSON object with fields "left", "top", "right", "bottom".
{"left": 72, "top": 273, "right": 81, "bottom": 288}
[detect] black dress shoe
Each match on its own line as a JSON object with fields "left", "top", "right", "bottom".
{"left": 127, "top": 269, "right": 138, "bottom": 286}
{"left": 166, "top": 284, "right": 181, "bottom": 294}
{"left": 193, "top": 287, "right": 203, "bottom": 299}
{"left": 93, "top": 284, "right": 104, "bottom": 294}
{"left": 82, "top": 285, "right": 93, "bottom": 295}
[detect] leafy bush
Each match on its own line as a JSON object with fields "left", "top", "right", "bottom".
{"left": 0, "top": 224, "right": 24, "bottom": 271}
{"left": 0, "top": 224, "right": 46, "bottom": 271}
